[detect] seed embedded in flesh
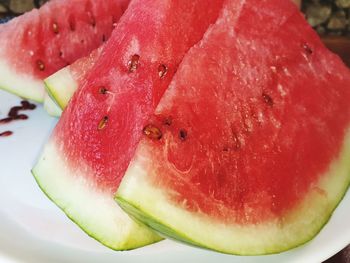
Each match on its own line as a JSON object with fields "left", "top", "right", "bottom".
{"left": 179, "top": 129, "right": 188, "bottom": 141}
{"left": 223, "top": 146, "right": 229, "bottom": 152}
{"left": 262, "top": 93, "right": 274, "bottom": 107}
{"left": 52, "top": 22, "right": 59, "bottom": 34}
{"left": 163, "top": 117, "right": 172, "bottom": 126}
{"left": 36, "top": 60, "right": 45, "bottom": 71}
{"left": 128, "top": 54, "right": 140, "bottom": 73}
{"left": 98, "top": 116, "right": 109, "bottom": 130}
{"left": 102, "top": 34, "right": 106, "bottom": 42}
{"left": 90, "top": 17, "right": 96, "bottom": 27}
{"left": 302, "top": 42, "right": 313, "bottom": 55}
{"left": 111, "top": 16, "right": 118, "bottom": 28}
{"left": 99, "top": 87, "right": 108, "bottom": 94}
{"left": 143, "top": 125, "right": 162, "bottom": 140}
{"left": 232, "top": 132, "right": 241, "bottom": 150}
{"left": 158, "top": 64, "right": 168, "bottom": 79}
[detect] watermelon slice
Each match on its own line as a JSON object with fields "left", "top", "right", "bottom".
{"left": 34, "top": 0, "right": 304, "bottom": 112}
{"left": 116, "top": 0, "right": 350, "bottom": 255}
{"left": 0, "top": 0, "right": 129, "bottom": 102}
{"left": 32, "top": 0, "right": 225, "bottom": 250}
{"left": 44, "top": 46, "right": 102, "bottom": 110}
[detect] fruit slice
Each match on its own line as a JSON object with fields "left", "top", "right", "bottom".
{"left": 116, "top": 0, "right": 350, "bottom": 255}
{"left": 32, "top": 0, "right": 225, "bottom": 250}
{"left": 0, "top": 0, "right": 129, "bottom": 102}
{"left": 44, "top": 47, "right": 102, "bottom": 110}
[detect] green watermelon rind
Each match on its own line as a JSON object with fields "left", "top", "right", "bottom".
{"left": 43, "top": 93, "right": 62, "bottom": 117}
{"left": 115, "top": 131, "right": 350, "bottom": 255}
{"left": 0, "top": 60, "right": 46, "bottom": 103}
{"left": 116, "top": 184, "right": 350, "bottom": 255}
{"left": 116, "top": 197, "right": 210, "bottom": 249}
{"left": 32, "top": 141, "right": 163, "bottom": 250}
{"left": 32, "top": 171, "right": 163, "bottom": 251}
{"left": 0, "top": 82, "right": 44, "bottom": 103}
{"left": 0, "top": 85, "right": 43, "bottom": 103}
{"left": 44, "top": 67, "right": 78, "bottom": 110}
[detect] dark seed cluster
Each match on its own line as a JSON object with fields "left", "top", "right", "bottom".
{"left": 0, "top": 100, "right": 36, "bottom": 137}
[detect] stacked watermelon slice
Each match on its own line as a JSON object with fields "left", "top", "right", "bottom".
{"left": 1, "top": 0, "right": 350, "bottom": 255}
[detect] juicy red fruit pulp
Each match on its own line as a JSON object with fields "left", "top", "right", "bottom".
{"left": 0, "top": 0, "right": 129, "bottom": 79}
{"left": 138, "top": 0, "right": 350, "bottom": 224}
{"left": 54, "top": 0, "right": 225, "bottom": 194}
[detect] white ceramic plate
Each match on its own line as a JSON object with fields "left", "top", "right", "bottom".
{"left": 0, "top": 89, "right": 349, "bottom": 263}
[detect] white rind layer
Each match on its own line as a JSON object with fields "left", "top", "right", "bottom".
{"left": 43, "top": 93, "right": 62, "bottom": 117}
{"left": 44, "top": 67, "right": 78, "bottom": 110}
{"left": 0, "top": 60, "right": 45, "bottom": 102}
{"left": 116, "top": 130, "right": 350, "bottom": 255}
{"left": 32, "top": 140, "right": 161, "bottom": 250}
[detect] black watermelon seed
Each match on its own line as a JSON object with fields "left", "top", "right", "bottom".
{"left": 98, "top": 116, "right": 109, "bottom": 130}
{"left": 143, "top": 125, "right": 162, "bottom": 140}
{"left": 179, "top": 129, "right": 187, "bottom": 141}
{"left": 128, "top": 54, "right": 140, "bottom": 73}
{"left": 262, "top": 93, "right": 274, "bottom": 107}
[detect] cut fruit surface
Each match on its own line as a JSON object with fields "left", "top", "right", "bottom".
{"left": 116, "top": 0, "right": 350, "bottom": 255}
{"left": 33, "top": 0, "right": 225, "bottom": 250}
{"left": 0, "top": 0, "right": 129, "bottom": 102}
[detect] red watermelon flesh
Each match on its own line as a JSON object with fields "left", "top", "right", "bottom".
{"left": 116, "top": 0, "right": 350, "bottom": 255}
{"left": 0, "top": 0, "right": 129, "bottom": 102}
{"left": 33, "top": 0, "right": 224, "bottom": 249}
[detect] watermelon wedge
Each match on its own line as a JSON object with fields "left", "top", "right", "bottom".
{"left": 32, "top": 0, "right": 225, "bottom": 250}
{"left": 116, "top": 0, "right": 350, "bottom": 255}
{"left": 0, "top": 0, "right": 129, "bottom": 102}
{"left": 36, "top": 0, "right": 305, "bottom": 113}
{"left": 44, "top": 46, "right": 102, "bottom": 110}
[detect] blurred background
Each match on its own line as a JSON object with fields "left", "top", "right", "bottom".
{"left": 302, "top": 0, "right": 350, "bottom": 66}
{"left": 302, "top": 0, "right": 349, "bottom": 37}
{"left": 0, "top": 0, "right": 349, "bottom": 262}
{"left": 0, "top": 0, "right": 48, "bottom": 14}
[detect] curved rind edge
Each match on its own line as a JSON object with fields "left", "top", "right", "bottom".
{"left": 0, "top": 60, "right": 45, "bottom": 102}
{"left": 32, "top": 142, "right": 163, "bottom": 251}
{"left": 43, "top": 93, "right": 62, "bottom": 117}
{"left": 44, "top": 68, "right": 78, "bottom": 110}
{"left": 116, "top": 183, "right": 350, "bottom": 255}
{"left": 115, "top": 130, "right": 350, "bottom": 255}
